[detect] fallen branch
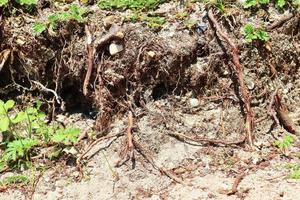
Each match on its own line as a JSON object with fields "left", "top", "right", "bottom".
{"left": 207, "top": 9, "right": 254, "bottom": 147}
{"left": 83, "top": 25, "right": 94, "bottom": 96}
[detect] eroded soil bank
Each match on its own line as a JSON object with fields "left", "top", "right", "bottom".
{"left": 0, "top": 1, "right": 300, "bottom": 199}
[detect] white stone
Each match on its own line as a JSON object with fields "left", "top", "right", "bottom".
{"left": 109, "top": 43, "right": 124, "bottom": 55}
{"left": 189, "top": 98, "right": 200, "bottom": 108}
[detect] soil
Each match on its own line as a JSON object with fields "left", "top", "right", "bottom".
{"left": 0, "top": 1, "right": 300, "bottom": 200}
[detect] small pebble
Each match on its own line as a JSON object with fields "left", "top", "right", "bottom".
{"left": 189, "top": 98, "right": 200, "bottom": 108}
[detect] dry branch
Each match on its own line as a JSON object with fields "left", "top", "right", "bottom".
{"left": 207, "top": 9, "right": 254, "bottom": 147}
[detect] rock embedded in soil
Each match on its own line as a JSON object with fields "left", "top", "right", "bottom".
{"left": 189, "top": 98, "right": 200, "bottom": 108}
{"left": 109, "top": 43, "right": 124, "bottom": 55}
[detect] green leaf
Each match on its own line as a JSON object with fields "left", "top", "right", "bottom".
{"left": 4, "top": 100, "right": 14, "bottom": 111}
{"left": 4, "top": 139, "right": 39, "bottom": 161}
{"left": 17, "top": 0, "right": 38, "bottom": 5}
{"left": 0, "top": 0, "right": 9, "bottom": 7}
{"left": 256, "top": 30, "right": 269, "bottom": 41}
{"left": 259, "top": 0, "right": 269, "bottom": 4}
{"left": 11, "top": 111, "right": 27, "bottom": 124}
{"left": 243, "top": 24, "right": 255, "bottom": 35}
{"left": 244, "top": 0, "right": 258, "bottom": 8}
{"left": 52, "top": 127, "right": 80, "bottom": 145}
{"left": 0, "top": 101, "right": 5, "bottom": 115}
{"left": 0, "top": 117, "right": 9, "bottom": 132}
{"left": 276, "top": 0, "right": 285, "bottom": 8}
{"left": 33, "top": 22, "right": 47, "bottom": 35}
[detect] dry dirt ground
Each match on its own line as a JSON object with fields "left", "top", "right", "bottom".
{"left": 0, "top": 1, "right": 300, "bottom": 200}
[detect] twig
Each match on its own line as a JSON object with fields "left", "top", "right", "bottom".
{"left": 207, "top": 9, "right": 254, "bottom": 147}
{"left": 32, "top": 80, "right": 61, "bottom": 104}
{"left": 266, "top": 13, "right": 295, "bottom": 31}
{"left": 83, "top": 25, "right": 94, "bottom": 96}
{"left": 168, "top": 132, "right": 245, "bottom": 146}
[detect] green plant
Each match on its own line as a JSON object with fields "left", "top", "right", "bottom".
{"left": 242, "top": 24, "right": 269, "bottom": 43}
{"left": 143, "top": 16, "right": 166, "bottom": 29}
{"left": 244, "top": 0, "right": 269, "bottom": 8}
{"left": 274, "top": 134, "right": 294, "bottom": 155}
{"left": 175, "top": 11, "right": 189, "bottom": 20}
{"left": 0, "top": 0, "right": 37, "bottom": 7}
{"left": 244, "top": 0, "right": 299, "bottom": 8}
{"left": 98, "top": 0, "right": 165, "bottom": 11}
{"left": 126, "top": 13, "right": 166, "bottom": 29}
{"left": 0, "top": 175, "right": 30, "bottom": 186}
{"left": 2, "top": 139, "right": 39, "bottom": 162}
{"left": 285, "top": 164, "right": 300, "bottom": 179}
{"left": 51, "top": 127, "right": 80, "bottom": 145}
{"left": 32, "top": 5, "right": 88, "bottom": 35}
{"left": 184, "top": 19, "right": 198, "bottom": 29}
{"left": 0, "top": 99, "right": 81, "bottom": 171}
{"left": 0, "top": 0, "right": 8, "bottom": 6}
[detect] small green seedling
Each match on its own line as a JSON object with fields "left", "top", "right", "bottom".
{"left": 274, "top": 134, "right": 294, "bottom": 155}
{"left": 126, "top": 13, "right": 166, "bottom": 29}
{"left": 242, "top": 24, "right": 269, "bottom": 43}
{"left": 98, "top": 0, "right": 164, "bottom": 11}
{"left": 33, "top": 5, "right": 88, "bottom": 35}
{"left": 0, "top": 0, "right": 37, "bottom": 6}
{"left": 285, "top": 164, "right": 300, "bottom": 179}
{"left": 0, "top": 99, "right": 81, "bottom": 172}
{"left": 244, "top": 0, "right": 269, "bottom": 8}
{"left": 0, "top": 175, "right": 30, "bottom": 186}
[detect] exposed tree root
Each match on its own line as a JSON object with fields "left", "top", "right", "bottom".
{"left": 266, "top": 13, "right": 295, "bottom": 31}
{"left": 132, "top": 138, "right": 184, "bottom": 184}
{"left": 207, "top": 8, "right": 254, "bottom": 147}
{"left": 168, "top": 132, "right": 246, "bottom": 146}
{"left": 76, "top": 131, "right": 124, "bottom": 180}
{"left": 271, "top": 91, "right": 299, "bottom": 135}
{"left": 115, "top": 110, "right": 184, "bottom": 184}
{"left": 227, "top": 170, "right": 247, "bottom": 195}
{"left": 83, "top": 25, "right": 94, "bottom": 96}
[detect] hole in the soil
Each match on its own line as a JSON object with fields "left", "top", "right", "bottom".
{"left": 60, "top": 81, "right": 93, "bottom": 115}
{"left": 152, "top": 83, "right": 168, "bottom": 100}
